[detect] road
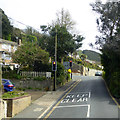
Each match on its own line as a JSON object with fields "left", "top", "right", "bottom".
{"left": 43, "top": 75, "right": 119, "bottom": 119}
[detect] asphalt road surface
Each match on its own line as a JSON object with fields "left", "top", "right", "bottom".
{"left": 44, "top": 75, "right": 119, "bottom": 119}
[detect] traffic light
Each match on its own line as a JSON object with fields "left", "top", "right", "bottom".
{"left": 69, "top": 60, "right": 72, "bottom": 67}
{"left": 52, "top": 61, "right": 57, "bottom": 71}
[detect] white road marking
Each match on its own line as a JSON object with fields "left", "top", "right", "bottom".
{"left": 66, "top": 95, "right": 71, "bottom": 98}
{"left": 89, "top": 92, "right": 91, "bottom": 98}
{"left": 61, "top": 99, "right": 69, "bottom": 103}
{"left": 72, "top": 99, "right": 76, "bottom": 102}
{"left": 87, "top": 104, "right": 90, "bottom": 118}
{"left": 34, "top": 108, "right": 43, "bottom": 112}
{"left": 55, "top": 104, "right": 91, "bottom": 118}
{"left": 83, "top": 97, "right": 88, "bottom": 101}
{"left": 77, "top": 94, "right": 80, "bottom": 97}
{"left": 55, "top": 104, "right": 89, "bottom": 108}
{"left": 77, "top": 98, "right": 82, "bottom": 102}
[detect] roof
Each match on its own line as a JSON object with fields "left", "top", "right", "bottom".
{"left": 0, "top": 38, "right": 18, "bottom": 46}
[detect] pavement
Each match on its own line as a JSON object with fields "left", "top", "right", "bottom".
{"left": 11, "top": 80, "right": 75, "bottom": 119}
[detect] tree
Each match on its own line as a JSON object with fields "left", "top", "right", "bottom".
{"left": 0, "top": 8, "right": 13, "bottom": 40}
{"left": 46, "top": 9, "right": 84, "bottom": 63}
{"left": 12, "top": 42, "right": 49, "bottom": 71}
{"left": 48, "top": 25, "right": 77, "bottom": 63}
{"left": 53, "top": 8, "right": 75, "bottom": 31}
{"left": 11, "top": 27, "right": 24, "bottom": 42}
{"left": 90, "top": 1, "right": 120, "bottom": 97}
{"left": 90, "top": 1, "right": 120, "bottom": 49}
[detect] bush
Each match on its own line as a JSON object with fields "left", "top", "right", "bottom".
{"left": 56, "top": 62, "right": 65, "bottom": 77}
{"left": 2, "top": 90, "right": 28, "bottom": 99}
{"left": 2, "top": 70, "right": 22, "bottom": 79}
{"left": 109, "top": 71, "right": 120, "bottom": 98}
{"left": 33, "top": 76, "right": 46, "bottom": 81}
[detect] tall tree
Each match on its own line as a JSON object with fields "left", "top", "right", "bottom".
{"left": 48, "top": 25, "right": 83, "bottom": 63}
{"left": 0, "top": 8, "right": 13, "bottom": 40}
{"left": 90, "top": 1, "right": 120, "bottom": 48}
{"left": 53, "top": 8, "right": 75, "bottom": 31}
{"left": 47, "top": 9, "right": 84, "bottom": 63}
{"left": 90, "top": 1, "right": 120, "bottom": 97}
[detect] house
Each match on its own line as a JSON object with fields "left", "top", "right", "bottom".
{"left": 0, "top": 38, "right": 21, "bottom": 68}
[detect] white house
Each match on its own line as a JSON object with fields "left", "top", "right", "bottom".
{"left": 0, "top": 38, "right": 20, "bottom": 67}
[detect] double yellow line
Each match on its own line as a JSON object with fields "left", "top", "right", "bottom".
{"left": 43, "top": 80, "right": 81, "bottom": 119}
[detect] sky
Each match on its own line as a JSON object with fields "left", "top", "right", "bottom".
{"left": 0, "top": 0, "right": 107, "bottom": 52}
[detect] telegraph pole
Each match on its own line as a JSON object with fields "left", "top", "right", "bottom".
{"left": 0, "top": 8, "right": 2, "bottom": 118}
{"left": 53, "top": 29, "right": 57, "bottom": 91}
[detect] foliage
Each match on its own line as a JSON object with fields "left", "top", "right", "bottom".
{"left": 0, "top": 8, "right": 13, "bottom": 40}
{"left": 47, "top": 25, "right": 84, "bottom": 63}
{"left": 12, "top": 42, "right": 49, "bottom": 71}
{"left": 91, "top": 1, "right": 120, "bottom": 97}
{"left": 80, "top": 54, "right": 87, "bottom": 61}
{"left": 56, "top": 62, "right": 65, "bottom": 77}
{"left": 11, "top": 27, "right": 24, "bottom": 42}
{"left": 33, "top": 76, "right": 46, "bottom": 81}
{"left": 53, "top": 8, "right": 76, "bottom": 30}
{"left": 2, "top": 70, "right": 22, "bottom": 79}
{"left": 46, "top": 8, "right": 84, "bottom": 62}
{"left": 2, "top": 90, "right": 28, "bottom": 99}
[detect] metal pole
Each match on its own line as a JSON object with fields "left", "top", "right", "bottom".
{"left": 0, "top": 8, "right": 2, "bottom": 118}
{"left": 70, "top": 66, "right": 72, "bottom": 79}
{"left": 53, "top": 29, "right": 57, "bottom": 91}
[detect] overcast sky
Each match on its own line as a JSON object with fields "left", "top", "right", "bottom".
{"left": 0, "top": 0, "right": 107, "bottom": 52}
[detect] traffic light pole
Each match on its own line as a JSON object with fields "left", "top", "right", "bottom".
{"left": 71, "top": 68, "right": 72, "bottom": 79}
{"left": 53, "top": 29, "right": 57, "bottom": 91}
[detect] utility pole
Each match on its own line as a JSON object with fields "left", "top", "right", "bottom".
{"left": 53, "top": 29, "right": 57, "bottom": 91}
{"left": 0, "top": 9, "right": 2, "bottom": 119}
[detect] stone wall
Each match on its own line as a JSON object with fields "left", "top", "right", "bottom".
{"left": 11, "top": 78, "right": 53, "bottom": 91}
{"left": 3, "top": 95, "right": 31, "bottom": 117}
{"left": 83, "top": 67, "right": 101, "bottom": 76}
{"left": 0, "top": 100, "right": 7, "bottom": 119}
{"left": 72, "top": 67, "right": 99, "bottom": 76}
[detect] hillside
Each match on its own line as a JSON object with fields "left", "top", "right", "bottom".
{"left": 82, "top": 50, "right": 101, "bottom": 62}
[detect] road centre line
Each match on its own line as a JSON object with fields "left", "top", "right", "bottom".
{"left": 37, "top": 80, "right": 81, "bottom": 119}
{"left": 43, "top": 80, "right": 81, "bottom": 119}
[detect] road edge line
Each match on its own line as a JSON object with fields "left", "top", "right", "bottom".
{"left": 102, "top": 78, "right": 120, "bottom": 109}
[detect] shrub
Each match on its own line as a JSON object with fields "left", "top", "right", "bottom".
{"left": 33, "top": 76, "right": 46, "bottom": 81}
{"left": 2, "top": 70, "right": 22, "bottom": 79}
{"left": 109, "top": 71, "right": 120, "bottom": 98}
{"left": 2, "top": 90, "right": 28, "bottom": 99}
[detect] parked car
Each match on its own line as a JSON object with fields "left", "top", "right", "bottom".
{"left": 2, "top": 79, "right": 15, "bottom": 92}
{"left": 95, "top": 71, "right": 102, "bottom": 76}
